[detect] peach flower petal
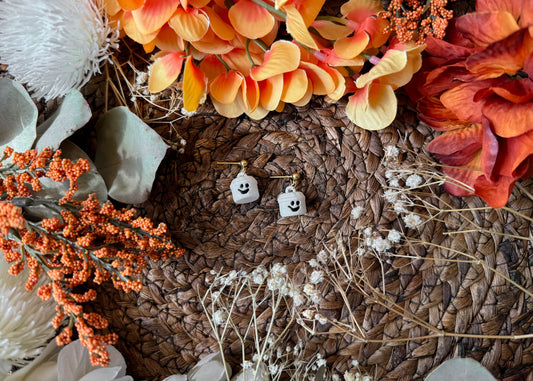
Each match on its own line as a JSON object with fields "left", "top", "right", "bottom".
{"left": 148, "top": 52, "right": 185, "bottom": 93}
{"left": 123, "top": 11, "right": 159, "bottom": 44}
{"left": 284, "top": 4, "right": 318, "bottom": 49}
{"left": 199, "top": 55, "right": 227, "bottom": 84}
{"left": 455, "top": 11, "right": 519, "bottom": 46}
{"left": 210, "top": 71, "right": 244, "bottom": 104}
{"left": 483, "top": 96, "right": 533, "bottom": 138}
{"left": 346, "top": 83, "right": 397, "bottom": 130}
{"left": 289, "top": 0, "right": 326, "bottom": 26}
{"left": 228, "top": 0, "right": 275, "bottom": 39}
{"left": 299, "top": 61, "right": 335, "bottom": 95}
{"left": 118, "top": 0, "right": 145, "bottom": 11}
{"left": 334, "top": 31, "right": 370, "bottom": 60}
{"left": 250, "top": 40, "right": 301, "bottom": 82}
{"left": 169, "top": 8, "right": 209, "bottom": 42}
{"left": 356, "top": 49, "right": 407, "bottom": 89}
{"left": 156, "top": 23, "right": 184, "bottom": 52}
{"left": 132, "top": 0, "right": 179, "bottom": 34}
{"left": 281, "top": 69, "right": 308, "bottom": 103}
{"left": 183, "top": 56, "right": 208, "bottom": 112}
{"left": 311, "top": 20, "right": 352, "bottom": 40}
{"left": 204, "top": 6, "right": 235, "bottom": 41}
{"left": 259, "top": 74, "right": 283, "bottom": 111}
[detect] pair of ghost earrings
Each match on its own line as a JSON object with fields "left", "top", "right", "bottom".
{"left": 218, "top": 160, "right": 307, "bottom": 217}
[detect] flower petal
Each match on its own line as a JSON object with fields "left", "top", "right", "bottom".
{"left": 132, "top": 0, "right": 179, "bottom": 34}
{"left": 212, "top": 92, "right": 246, "bottom": 117}
{"left": 156, "top": 23, "right": 184, "bottom": 51}
{"left": 482, "top": 96, "right": 533, "bottom": 138}
{"left": 228, "top": 0, "right": 275, "bottom": 39}
{"left": 199, "top": 55, "right": 227, "bottom": 84}
{"left": 345, "top": 83, "right": 397, "bottom": 130}
{"left": 473, "top": 173, "right": 517, "bottom": 208}
{"left": 191, "top": 29, "right": 234, "bottom": 54}
{"left": 289, "top": 0, "right": 326, "bottom": 26}
{"left": 440, "top": 80, "right": 494, "bottom": 123}
{"left": 222, "top": 49, "right": 256, "bottom": 76}
{"left": 320, "top": 64, "right": 345, "bottom": 101}
{"left": 334, "top": 31, "right": 369, "bottom": 59}
{"left": 340, "top": 0, "right": 382, "bottom": 18}
{"left": 183, "top": 56, "right": 208, "bottom": 112}
{"left": 455, "top": 11, "right": 519, "bottom": 46}
{"left": 210, "top": 71, "right": 244, "bottom": 104}
{"left": 117, "top": 0, "right": 145, "bottom": 11}
{"left": 243, "top": 76, "right": 260, "bottom": 111}
{"left": 123, "top": 11, "right": 159, "bottom": 44}
{"left": 497, "top": 129, "right": 533, "bottom": 176}
{"left": 148, "top": 51, "right": 185, "bottom": 93}
{"left": 489, "top": 77, "right": 533, "bottom": 103}
{"left": 356, "top": 49, "right": 407, "bottom": 89}
{"left": 204, "top": 6, "right": 235, "bottom": 41}
{"left": 299, "top": 61, "right": 335, "bottom": 95}
{"left": 440, "top": 154, "right": 481, "bottom": 197}
{"left": 481, "top": 118, "right": 499, "bottom": 180}
{"left": 281, "top": 69, "right": 308, "bottom": 103}
{"left": 284, "top": 4, "right": 318, "bottom": 49}
{"left": 292, "top": 80, "right": 313, "bottom": 106}
{"left": 427, "top": 124, "right": 483, "bottom": 164}
{"left": 250, "top": 40, "right": 301, "bottom": 81}
{"left": 417, "top": 96, "right": 473, "bottom": 131}
{"left": 465, "top": 28, "right": 532, "bottom": 79}
{"left": 311, "top": 20, "right": 352, "bottom": 40}
{"left": 259, "top": 74, "right": 283, "bottom": 110}
{"left": 169, "top": 8, "right": 209, "bottom": 41}
{"left": 379, "top": 45, "right": 424, "bottom": 89}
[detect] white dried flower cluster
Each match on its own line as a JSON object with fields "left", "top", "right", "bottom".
{"left": 387, "top": 229, "right": 402, "bottom": 243}
{"left": 0, "top": 0, "right": 119, "bottom": 100}
{"left": 384, "top": 145, "right": 399, "bottom": 160}
{"left": 317, "top": 250, "right": 328, "bottom": 264}
{"left": 212, "top": 309, "right": 228, "bottom": 326}
{"left": 309, "top": 270, "right": 324, "bottom": 285}
{"left": 351, "top": 206, "right": 364, "bottom": 219}
{"left": 405, "top": 174, "right": 423, "bottom": 188}
{"left": 403, "top": 213, "right": 423, "bottom": 229}
{"left": 303, "top": 284, "right": 322, "bottom": 304}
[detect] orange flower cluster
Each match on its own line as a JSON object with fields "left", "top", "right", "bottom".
{"left": 408, "top": 0, "right": 533, "bottom": 208}
{"left": 105, "top": 0, "right": 426, "bottom": 130}
{"left": 381, "top": 0, "right": 455, "bottom": 44}
{"left": 0, "top": 148, "right": 185, "bottom": 366}
{"left": 0, "top": 147, "right": 89, "bottom": 203}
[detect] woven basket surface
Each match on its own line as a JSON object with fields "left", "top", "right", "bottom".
{"left": 90, "top": 94, "right": 533, "bottom": 380}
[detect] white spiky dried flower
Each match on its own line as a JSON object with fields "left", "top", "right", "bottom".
{"left": 0, "top": 0, "right": 118, "bottom": 100}
{"left": 0, "top": 261, "right": 56, "bottom": 370}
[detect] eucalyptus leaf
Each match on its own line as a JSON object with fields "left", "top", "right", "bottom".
{"left": 425, "top": 358, "right": 496, "bottom": 381}
{"left": 0, "top": 78, "right": 37, "bottom": 154}
{"left": 35, "top": 89, "right": 92, "bottom": 151}
{"left": 94, "top": 106, "right": 168, "bottom": 204}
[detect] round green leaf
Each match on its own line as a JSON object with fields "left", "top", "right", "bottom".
{"left": 94, "top": 107, "right": 169, "bottom": 204}
{"left": 426, "top": 358, "right": 496, "bottom": 381}
{"left": 0, "top": 78, "right": 37, "bottom": 153}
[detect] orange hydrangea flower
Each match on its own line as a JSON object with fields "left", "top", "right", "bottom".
{"left": 409, "top": 0, "right": 533, "bottom": 207}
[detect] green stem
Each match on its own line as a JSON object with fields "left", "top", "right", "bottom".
{"left": 252, "top": 38, "right": 269, "bottom": 52}
{"left": 245, "top": 39, "right": 258, "bottom": 68}
{"left": 215, "top": 55, "right": 232, "bottom": 72}
{"left": 249, "top": 0, "right": 286, "bottom": 19}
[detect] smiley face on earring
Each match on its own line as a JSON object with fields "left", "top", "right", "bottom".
{"left": 230, "top": 174, "right": 259, "bottom": 204}
{"left": 288, "top": 200, "right": 300, "bottom": 212}
{"left": 238, "top": 182, "right": 250, "bottom": 195}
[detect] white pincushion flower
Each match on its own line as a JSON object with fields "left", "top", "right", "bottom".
{"left": 0, "top": 265, "right": 56, "bottom": 369}
{"left": 309, "top": 270, "right": 324, "bottom": 285}
{"left": 0, "top": 0, "right": 119, "bottom": 100}
{"left": 387, "top": 229, "right": 402, "bottom": 244}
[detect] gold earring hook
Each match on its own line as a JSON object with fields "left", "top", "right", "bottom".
{"left": 270, "top": 172, "right": 300, "bottom": 187}
{"left": 217, "top": 160, "right": 248, "bottom": 173}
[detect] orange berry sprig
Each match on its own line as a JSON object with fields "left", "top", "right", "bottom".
{"left": 381, "top": 0, "right": 455, "bottom": 44}
{"left": 0, "top": 147, "right": 185, "bottom": 366}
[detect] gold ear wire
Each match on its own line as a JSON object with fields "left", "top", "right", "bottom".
{"left": 217, "top": 160, "right": 248, "bottom": 173}
{"left": 270, "top": 172, "right": 300, "bottom": 187}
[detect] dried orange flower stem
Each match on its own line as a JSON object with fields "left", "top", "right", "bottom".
{"left": 382, "top": 0, "right": 455, "bottom": 44}
{"left": 0, "top": 147, "right": 185, "bottom": 366}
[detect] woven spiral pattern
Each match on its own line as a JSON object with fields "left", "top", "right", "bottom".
{"left": 91, "top": 96, "right": 533, "bottom": 380}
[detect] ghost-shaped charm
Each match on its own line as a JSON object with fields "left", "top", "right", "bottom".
{"left": 277, "top": 186, "right": 307, "bottom": 217}
{"left": 230, "top": 173, "right": 260, "bottom": 204}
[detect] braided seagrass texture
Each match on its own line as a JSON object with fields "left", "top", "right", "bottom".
{"left": 91, "top": 96, "right": 533, "bottom": 381}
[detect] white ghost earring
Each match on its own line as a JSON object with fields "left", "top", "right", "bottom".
{"left": 272, "top": 173, "right": 307, "bottom": 217}
{"left": 218, "top": 160, "right": 260, "bottom": 204}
